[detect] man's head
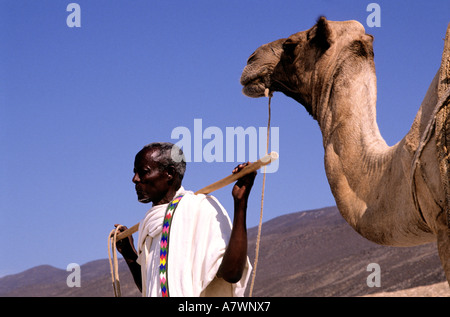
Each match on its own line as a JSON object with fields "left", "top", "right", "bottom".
{"left": 132, "top": 142, "right": 186, "bottom": 205}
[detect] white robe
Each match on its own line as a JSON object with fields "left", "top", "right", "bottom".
{"left": 136, "top": 186, "right": 252, "bottom": 297}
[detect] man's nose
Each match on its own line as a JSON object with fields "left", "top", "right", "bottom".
{"left": 132, "top": 173, "right": 140, "bottom": 184}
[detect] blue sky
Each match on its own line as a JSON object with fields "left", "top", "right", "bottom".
{"left": 1, "top": 0, "right": 449, "bottom": 277}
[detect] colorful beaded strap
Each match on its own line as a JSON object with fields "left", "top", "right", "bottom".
{"left": 159, "top": 194, "right": 184, "bottom": 297}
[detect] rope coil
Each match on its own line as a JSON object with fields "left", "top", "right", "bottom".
{"left": 108, "top": 225, "right": 124, "bottom": 297}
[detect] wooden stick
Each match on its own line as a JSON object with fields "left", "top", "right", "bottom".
{"left": 194, "top": 151, "right": 278, "bottom": 195}
{"left": 114, "top": 151, "right": 279, "bottom": 241}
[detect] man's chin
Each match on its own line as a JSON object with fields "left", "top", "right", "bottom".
{"left": 138, "top": 197, "right": 152, "bottom": 204}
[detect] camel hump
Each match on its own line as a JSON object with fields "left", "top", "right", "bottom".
{"left": 435, "top": 22, "right": 450, "bottom": 228}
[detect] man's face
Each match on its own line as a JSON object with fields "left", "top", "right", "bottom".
{"left": 132, "top": 149, "right": 170, "bottom": 204}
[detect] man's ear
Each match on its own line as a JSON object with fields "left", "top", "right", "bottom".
{"left": 165, "top": 165, "right": 176, "bottom": 184}
{"left": 308, "top": 16, "right": 333, "bottom": 52}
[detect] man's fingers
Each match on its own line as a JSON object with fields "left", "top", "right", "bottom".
{"left": 114, "top": 224, "right": 128, "bottom": 232}
{"left": 233, "top": 162, "right": 250, "bottom": 174}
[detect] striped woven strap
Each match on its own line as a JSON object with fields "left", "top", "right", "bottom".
{"left": 159, "top": 194, "right": 184, "bottom": 297}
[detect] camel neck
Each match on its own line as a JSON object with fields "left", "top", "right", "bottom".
{"left": 316, "top": 56, "right": 398, "bottom": 230}
{"left": 311, "top": 53, "right": 440, "bottom": 246}
{"left": 316, "top": 57, "right": 387, "bottom": 153}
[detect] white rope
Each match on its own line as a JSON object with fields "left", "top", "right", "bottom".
{"left": 249, "top": 89, "right": 272, "bottom": 297}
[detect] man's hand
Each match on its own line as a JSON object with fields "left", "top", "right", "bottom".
{"left": 113, "top": 224, "right": 138, "bottom": 262}
{"left": 113, "top": 224, "right": 142, "bottom": 292}
{"left": 231, "top": 162, "right": 257, "bottom": 203}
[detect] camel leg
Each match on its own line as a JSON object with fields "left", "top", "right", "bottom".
{"left": 437, "top": 228, "right": 450, "bottom": 286}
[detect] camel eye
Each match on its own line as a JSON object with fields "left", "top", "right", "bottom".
{"left": 282, "top": 40, "right": 297, "bottom": 56}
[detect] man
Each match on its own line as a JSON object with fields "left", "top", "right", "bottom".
{"left": 115, "top": 142, "right": 256, "bottom": 296}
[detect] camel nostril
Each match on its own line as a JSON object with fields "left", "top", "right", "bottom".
{"left": 247, "top": 52, "right": 257, "bottom": 64}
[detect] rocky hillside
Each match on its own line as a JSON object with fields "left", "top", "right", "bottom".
{"left": 245, "top": 206, "right": 448, "bottom": 297}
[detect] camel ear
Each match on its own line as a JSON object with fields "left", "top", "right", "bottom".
{"left": 308, "top": 16, "right": 333, "bottom": 51}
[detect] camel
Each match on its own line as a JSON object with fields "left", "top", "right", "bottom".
{"left": 240, "top": 17, "right": 450, "bottom": 285}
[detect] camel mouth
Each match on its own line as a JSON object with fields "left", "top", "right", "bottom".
{"left": 240, "top": 39, "right": 285, "bottom": 98}
{"left": 241, "top": 78, "right": 267, "bottom": 98}
{"left": 240, "top": 66, "right": 271, "bottom": 98}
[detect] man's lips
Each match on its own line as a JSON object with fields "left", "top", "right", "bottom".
{"left": 135, "top": 186, "right": 145, "bottom": 196}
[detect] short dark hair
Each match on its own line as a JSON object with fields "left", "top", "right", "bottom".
{"left": 142, "top": 142, "right": 186, "bottom": 180}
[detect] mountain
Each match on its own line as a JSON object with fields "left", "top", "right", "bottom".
{"left": 0, "top": 206, "right": 448, "bottom": 297}
{"left": 245, "top": 206, "right": 447, "bottom": 296}
{"left": 0, "top": 259, "right": 140, "bottom": 297}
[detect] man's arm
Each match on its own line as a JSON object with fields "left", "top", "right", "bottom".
{"left": 114, "top": 225, "right": 142, "bottom": 292}
{"left": 216, "top": 163, "right": 256, "bottom": 283}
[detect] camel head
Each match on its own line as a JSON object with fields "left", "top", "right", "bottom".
{"left": 240, "top": 17, "right": 374, "bottom": 114}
